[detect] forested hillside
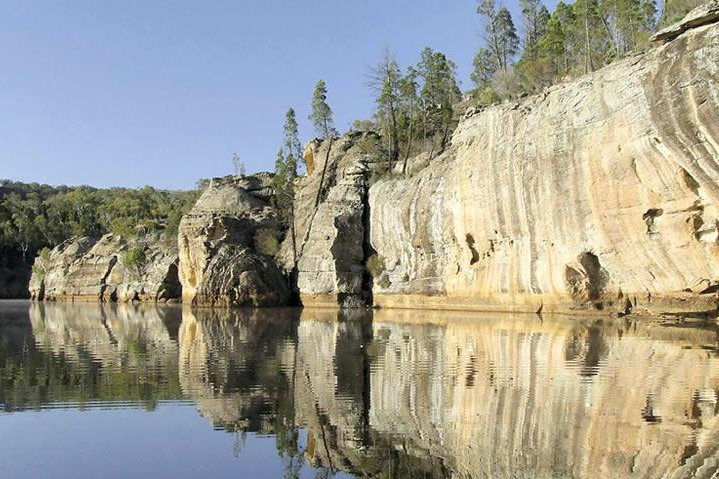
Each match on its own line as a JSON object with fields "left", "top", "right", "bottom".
{"left": 0, "top": 180, "right": 199, "bottom": 297}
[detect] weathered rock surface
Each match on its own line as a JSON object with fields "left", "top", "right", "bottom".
{"left": 366, "top": 12, "right": 719, "bottom": 314}
{"left": 280, "top": 132, "right": 379, "bottom": 307}
{"left": 26, "top": 7, "right": 719, "bottom": 316}
{"left": 177, "top": 175, "right": 290, "bottom": 307}
{"left": 29, "top": 232, "right": 181, "bottom": 302}
{"left": 651, "top": 0, "right": 719, "bottom": 42}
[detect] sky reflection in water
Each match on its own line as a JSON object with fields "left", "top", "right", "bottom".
{"left": 0, "top": 300, "right": 718, "bottom": 479}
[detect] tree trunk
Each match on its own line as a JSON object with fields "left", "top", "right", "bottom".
{"left": 584, "top": 16, "right": 593, "bottom": 73}
{"left": 601, "top": 16, "right": 620, "bottom": 57}
{"left": 19, "top": 241, "right": 28, "bottom": 263}
{"left": 389, "top": 107, "right": 398, "bottom": 173}
{"left": 402, "top": 101, "right": 414, "bottom": 176}
{"left": 289, "top": 183, "right": 297, "bottom": 267}
{"left": 314, "top": 137, "right": 334, "bottom": 209}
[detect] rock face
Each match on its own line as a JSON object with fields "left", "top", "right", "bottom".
{"left": 279, "top": 132, "right": 379, "bottom": 308}
{"left": 177, "top": 175, "right": 290, "bottom": 307}
{"left": 365, "top": 12, "right": 719, "bottom": 314}
{"left": 27, "top": 7, "right": 719, "bottom": 315}
{"left": 282, "top": 8, "right": 719, "bottom": 314}
{"left": 29, "top": 232, "right": 181, "bottom": 302}
{"left": 651, "top": 0, "right": 719, "bottom": 41}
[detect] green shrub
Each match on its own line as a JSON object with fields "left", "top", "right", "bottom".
{"left": 472, "top": 86, "right": 499, "bottom": 107}
{"left": 32, "top": 247, "right": 52, "bottom": 279}
{"left": 110, "top": 217, "right": 136, "bottom": 238}
{"left": 254, "top": 228, "right": 281, "bottom": 257}
{"left": 366, "top": 254, "right": 386, "bottom": 278}
{"left": 356, "top": 135, "right": 379, "bottom": 154}
{"left": 122, "top": 245, "right": 147, "bottom": 276}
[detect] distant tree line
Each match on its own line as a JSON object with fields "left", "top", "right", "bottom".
{"left": 0, "top": 180, "right": 200, "bottom": 271}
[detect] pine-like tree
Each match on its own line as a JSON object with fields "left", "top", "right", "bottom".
{"left": 416, "top": 48, "right": 461, "bottom": 151}
{"left": 471, "top": 48, "right": 497, "bottom": 88}
{"left": 272, "top": 148, "right": 296, "bottom": 262}
{"left": 520, "top": 0, "right": 551, "bottom": 59}
{"left": 537, "top": 13, "right": 567, "bottom": 77}
{"left": 368, "top": 49, "right": 403, "bottom": 171}
{"left": 477, "top": 0, "right": 520, "bottom": 72}
{"left": 283, "top": 108, "right": 302, "bottom": 176}
{"left": 309, "top": 80, "right": 336, "bottom": 140}
{"left": 399, "top": 68, "right": 418, "bottom": 174}
{"left": 658, "top": 0, "right": 700, "bottom": 27}
{"left": 496, "top": 7, "right": 520, "bottom": 68}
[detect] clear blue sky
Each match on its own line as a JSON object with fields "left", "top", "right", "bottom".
{"left": 0, "top": 0, "right": 556, "bottom": 190}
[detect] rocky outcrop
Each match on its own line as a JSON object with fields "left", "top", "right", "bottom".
{"left": 283, "top": 10, "right": 719, "bottom": 314}
{"left": 177, "top": 175, "right": 290, "bottom": 307}
{"left": 280, "top": 132, "right": 379, "bottom": 307}
{"left": 29, "top": 232, "right": 180, "bottom": 302}
{"left": 651, "top": 0, "right": 719, "bottom": 41}
{"left": 26, "top": 7, "right": 719, "bottom": 316}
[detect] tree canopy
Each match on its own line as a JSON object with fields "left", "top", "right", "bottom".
{"left": 0, "top": 180, "right": 200, "bottom": 271}
{"left": 472, "top": 0, "right": 681, "bottom": 101}
{"left": 309, "top": 80, "right": 337, "bottom": 140}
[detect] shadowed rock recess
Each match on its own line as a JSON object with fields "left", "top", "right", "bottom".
{"left": 29, "top": 7, "right": 719, "bottom": 314}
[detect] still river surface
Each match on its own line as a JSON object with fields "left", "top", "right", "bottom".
{"left": 0, "top": 300, "right": 718, "bottom": 478}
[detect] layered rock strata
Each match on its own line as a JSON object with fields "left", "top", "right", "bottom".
{"left": 279, "top": 132, "right": 379, "bottom": 308}
{"left": 29, "top": 232, "right": 180, "bottom": 302}
{"left": 28, "top": 6, "right": 719, "bottom": 316}
{"left": 288, "top": 8, "right": 719, "bottom": 314}
{"left": 368, "top": 12, "right": 719, "bottom": 314}
{"left": 177, "top": 175, "right": 290, "bottom": 307}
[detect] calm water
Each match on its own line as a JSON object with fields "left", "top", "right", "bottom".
{"left": 0, "top": 301, "right": 718, "bottom": 478}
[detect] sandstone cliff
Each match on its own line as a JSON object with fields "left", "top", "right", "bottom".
{"left": 29, "top": 231, "right": 181, "bottom": 302}
{"left": 287, "top": 7, "right": 719, "bottom": 315}
{"left": 177, "top": 174, "right": 290, "bottom": 307}
{"left": 278, "top": 132, "right": 380, "bottom": 307}
{"left": 31, "top": 6, "right": 719, "bottom": 315}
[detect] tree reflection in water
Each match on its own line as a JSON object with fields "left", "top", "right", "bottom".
{"left": 0, "top": 301, "right": 718, "bottom": 479}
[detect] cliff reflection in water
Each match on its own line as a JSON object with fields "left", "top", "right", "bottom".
{"left": 1, "top": 302, "right": 718, "bottom": 478}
